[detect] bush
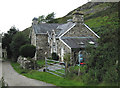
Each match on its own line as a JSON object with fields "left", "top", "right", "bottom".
{"left": 67, "top": 65, "right": 87, "bottom": 79}
{"left": 10, "top": 32, "right": 30, "bottom": 61}
{"left": 103, "top": 66, "right": 118, "bottom": 84}
{"left": 19, "top": 44, "right": 36, "bottom": 58}
{"left": 81, "top": 69, "right": 99, "bottom": 85}
{"left": 52, "top": 52, "right": 59, "bottom": 60}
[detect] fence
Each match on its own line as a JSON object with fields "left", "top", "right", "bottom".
{"left": 45, "top": 58, "right": 65, "bottom": 77}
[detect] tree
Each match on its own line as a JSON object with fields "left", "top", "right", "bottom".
{"left": 2, "top": 26, "right": 18, "bottom": 58}
{"left": 64, "top": 53, "right": 71, "bottom": 76}
{"left": 36, "top": 12, "right": 58, "bottom": 23}
{"left": 19, "top": 44, "right": 36, "bottom": 58}
{"left": 10, "top": 32, "right": 30, "bottom": 62}
{"left": 38, "top": 15, "right": 45, "bottom": 23}
{"left": 82, "top": 28, "right": 118, "bottom": 85}
{"left": 45, "top": 12, "right": 55, "bottom": 23}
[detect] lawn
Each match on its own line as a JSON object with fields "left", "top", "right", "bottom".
{"left": 11, "top": 62, "right": 85, "bottom": 87}
{"left": 36, "top": 59, "right": 45, "bottom": 68}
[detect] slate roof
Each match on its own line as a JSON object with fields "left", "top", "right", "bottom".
{"left": 32, "top": 21, "right": 100, "bottom": 40}
{"left": 57, "top": 22, "right": 75, "bottom": 37}
{"left": 32, "top": 22, "right": 75, "bottom": 37}
{"left": 61, "top": 37, "right": 97, "bottom": 49}
{"left": 32, "top": 23, "right": 61, "bottom": 34}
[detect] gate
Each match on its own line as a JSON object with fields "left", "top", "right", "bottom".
{"left": 45, "top": 58, "right": 65, "bottom": 77}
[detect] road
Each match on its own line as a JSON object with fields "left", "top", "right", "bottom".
{"left": 1, "top": 60, "right": 56, "bottom": 86}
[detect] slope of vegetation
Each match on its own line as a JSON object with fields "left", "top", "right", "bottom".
{"left": 85, "top": 2, "right": 118, "bottom": 36}
{"left": 22, "top": 27, "right": 32, "bottom": 37}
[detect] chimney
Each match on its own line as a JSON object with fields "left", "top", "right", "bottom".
{"left": 72, "top": 11, "right": 84, "bottom": 23}
{"left": 32, "top": 17, "right": 38, "bottom": 25}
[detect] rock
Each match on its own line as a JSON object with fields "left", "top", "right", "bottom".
{"left": 17, "top": 56, "right": 34, "bottom": 69}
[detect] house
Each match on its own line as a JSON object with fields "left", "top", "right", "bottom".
{"left": 30, "top": 11, "right": 100, "bottom": 62}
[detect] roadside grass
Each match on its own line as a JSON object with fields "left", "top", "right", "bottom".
{"left": 36, "top": 59, "right": 45, "bottom": 68}
{"left": 11, "top": 62, "right": 85, "bottom": 87}
{"left": 48, "top": 70, "right": 65, "bottom": 77}
{"left": 47, "top": 60, "right": 59, "bottom": 64}
{"left": 11, "top": 62, "right": 117, "bottom": 87}
{"left": 56, "top": 69, "right": 65, "bottom": 73}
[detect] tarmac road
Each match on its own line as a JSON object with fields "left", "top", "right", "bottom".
{"left": 1, "top": 61, "right": 56, "bottom": 86}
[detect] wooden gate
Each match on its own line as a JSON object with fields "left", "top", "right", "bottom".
{"left": 45, "top": 58, "right": 65, "bottom": 77}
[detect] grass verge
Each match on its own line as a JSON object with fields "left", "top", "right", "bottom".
{"left": 11, "top": 62, "right": 117, "bottom": 87}
{"left": 11, "top": 62, "right": 85, "bottom": 87}
{"left": 36, "top": 59, "right": 45, "bottom": 68}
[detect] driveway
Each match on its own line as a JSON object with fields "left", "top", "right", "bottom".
{"left": 1, "top": 61, "right": 56, "bottom": 86}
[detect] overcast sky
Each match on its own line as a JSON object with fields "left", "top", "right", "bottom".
{"left": 0, "top": 0, "right": 88, "bottom": 33}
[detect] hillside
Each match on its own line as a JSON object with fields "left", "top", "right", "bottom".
{"left": 56, "top": 2, "right": 118, "bottom": 36}
{"left": 22, "top": 26, "right": 32, "bottom": 37}
{"left": 22, "top": 2, "right": 118, "bottom": 37}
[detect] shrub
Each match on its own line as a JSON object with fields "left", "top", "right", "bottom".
{"left": 19, "top": 44, "right": 36, "bottom": 58}
{"left": 10, "top": 32, "right": 30, "bottom": 61}
{"left": 81, "top": 69, "right": 99, "bottom": 85}
{"left": 63, "top": 53, "right": 70, "bottom": 62}
{"left": 103, "top": 66, "right": 118, "bottom": 84}
{"left": 67, "top": 65, "right": 87, "bottom": 79}
{"left": 52, "top": 52, "right": 59, "bottom": 60}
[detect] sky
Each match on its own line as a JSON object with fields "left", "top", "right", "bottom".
{"left": 0, "top": 0, "right": 89, "bottom": 33}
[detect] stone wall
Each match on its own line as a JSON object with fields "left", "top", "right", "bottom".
{"left": 57, "top": 40, "right": 71, "bottom": 61}
{"left": 17, "top": 56, "right": 34, "bottom": 69}
{"left": 36, "top": 34, "right": 49, "bottom": 59}
{"left": 49, "top": 31, "right": 57, "bottom": 54}
{"left": 31, "top": 29, "right": 36, "bottom": 46}
{"left": 63, "top": 24, "right": 97, "bottom": 38}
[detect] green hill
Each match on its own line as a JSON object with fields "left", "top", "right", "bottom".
{"left": 56, "top": 2, "right": 118, "bottom": 36}
{"left": 22, "top": 26, "right": 32, "bottom": 37}
{"left": 22, "top": 2, "right": 118, "bottom": 37}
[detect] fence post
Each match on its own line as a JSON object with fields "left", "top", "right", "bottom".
{"left": 65, "top": 62, "right": 67, "bottom": 77}
{"left": 45, "top": 57, "right": 48, "bottom": 72}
